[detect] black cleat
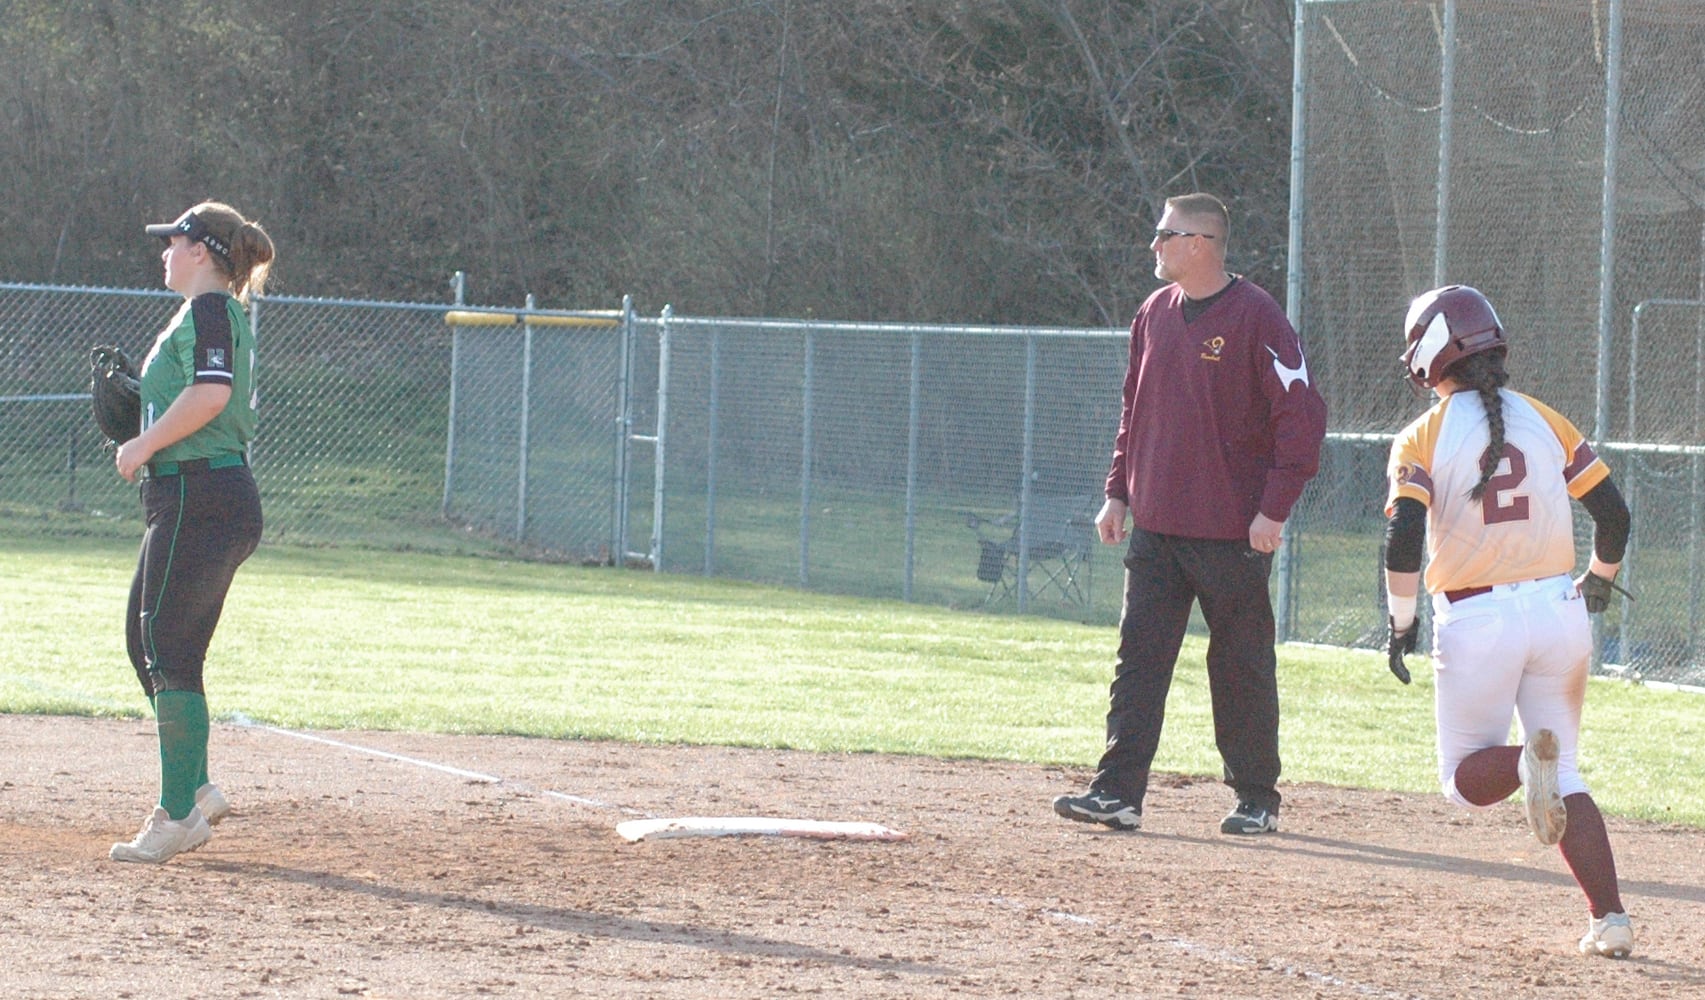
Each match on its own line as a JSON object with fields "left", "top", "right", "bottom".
{"left": 1219, "top": 801, "right": 1278, "bottom": 835}
{"left": 1053, "top": 791, "right": 1142, "bottom": 830}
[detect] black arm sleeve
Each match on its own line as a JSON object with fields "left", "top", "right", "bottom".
{"left": 189, "top": 292, "right": 235, "bottom": 384}
{"left": 1578, "top": 476, "right": 1631, "bottom": 564}
{"left": 1384, "top": 497, "right": 1426, "bottom": 573}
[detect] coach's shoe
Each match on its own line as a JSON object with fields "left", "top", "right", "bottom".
{"left": 1052, "top": 791, "right": 1142, "bottom": 830}
{"left": 110, "top": 806, "right": 212, "bottom": 864}
{"left": 195, "top": 783, "right": 231, "bottom": 826}
{"left": 1579, "top": 911, "right": 1634, "bottom": 958}
{"left": 1220, "top": 801, "right": 1278, "bottom": 835}
{"left": 1518, "top": 728, "right": 1567, "bottom": 846}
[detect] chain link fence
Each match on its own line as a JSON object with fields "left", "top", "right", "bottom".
{"left": 5, "top": 277, "right": 1705, "bottom": 685}
{"left": 0, "top": 283, "right": 460, "bottom": 550}
{"left": 444, "top": 306, "right": 1132, "bottom": 618}
{"left": 639, "top": 317, "right": 1124, "bottom": 606}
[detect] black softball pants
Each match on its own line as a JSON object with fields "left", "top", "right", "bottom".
{"left": 126, "top": 465, "right": 263, "bottom": 697}
{"left": 1091, "top": 527, "right": 1282, "bottom": 815}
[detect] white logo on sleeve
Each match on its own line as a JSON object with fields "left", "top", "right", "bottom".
{"left": 1267, "top": 345, "right": 1310, "bottom": 391}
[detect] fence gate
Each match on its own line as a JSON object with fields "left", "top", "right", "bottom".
{"left": 442, "top": 294, "right": 639, "bottom": 565}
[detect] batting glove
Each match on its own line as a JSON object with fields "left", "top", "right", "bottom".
{"left": 1574, "top": 570, "right": 1633, "bottom": 614}
{"left": 1386, "top": 616, "right": 1417, "bottom": 685}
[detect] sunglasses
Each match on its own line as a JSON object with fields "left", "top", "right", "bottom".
{"left": 1154, "top": 228, "right": 1217, "bottom": 242}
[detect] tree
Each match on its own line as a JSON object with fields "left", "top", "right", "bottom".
{"left": 0, "top": 0, "right": 1296, "bottom": 324}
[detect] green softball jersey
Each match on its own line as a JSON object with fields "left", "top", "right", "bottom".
{"left": 138, "top": 291, "right": 256, "bottom": 463}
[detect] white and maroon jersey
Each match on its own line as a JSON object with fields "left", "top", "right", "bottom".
{"left": 1385, "top": 389, "right": 1609, "bottom": 594}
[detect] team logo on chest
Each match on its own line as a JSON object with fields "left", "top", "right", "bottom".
{"left": 208, "top": 348, "right": 227, "bottom": 369}
{"left": 1200, "top": 336, "right": 1225, "bottom": 363}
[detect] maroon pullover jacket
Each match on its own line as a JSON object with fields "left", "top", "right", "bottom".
{"left": 1106, "top": 277, "right": 1327, "bottom": 540}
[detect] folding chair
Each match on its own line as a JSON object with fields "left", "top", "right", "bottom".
{"left": 967, "top": 492, "right": 1097, "bottom": 609}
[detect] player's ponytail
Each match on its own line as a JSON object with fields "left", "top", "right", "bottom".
{"left": 184, "top": 201, "right": 276, "bottom": 305}
{"left": 1448, "top": 349, "right": 1510, "bottom": 503}
{"left": 227, "top": 220, "right": 276, "bottom": 303}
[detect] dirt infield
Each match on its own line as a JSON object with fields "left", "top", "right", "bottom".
{"left": 4, "top": 714, "right": 1702, "bottom": 999}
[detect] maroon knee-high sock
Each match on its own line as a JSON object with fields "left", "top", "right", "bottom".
{"left": 1558, "top": 793, "right": 1624, "bottom": 918}
{"left": 1451, "top": 745, "right": 1520, "bottom": 805}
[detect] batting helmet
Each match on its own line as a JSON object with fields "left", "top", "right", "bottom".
{"left": 1400, "top": 285, "right": 1506, "bottom": 389}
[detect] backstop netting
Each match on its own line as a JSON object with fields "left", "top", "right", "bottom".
{"left": 1297, "top": 0, "right": 1705, "bottom": 682}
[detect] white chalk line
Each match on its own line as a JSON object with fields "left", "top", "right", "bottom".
{"left": 1153, "top": 934, "right": 1423, "bottom": 1000}
{"left": 14, "top": 678, "right": 657, "bottom": 816}
{"left": 234, "top": 719, "right": 504, "bottom": 782}
{"left": 224, "top": 712, "right": 653, "bottom": 816}
{"left": 1002, "top": 899, "right": 1429, "bottom": 1000}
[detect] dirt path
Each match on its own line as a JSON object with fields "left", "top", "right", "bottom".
{"left": 4, "top": 714, "right": 1701, "bottom": 998}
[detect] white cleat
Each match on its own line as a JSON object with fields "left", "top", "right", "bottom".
{"left": 1579, "top": 911, "right": 1634, "bottom": 958}
{"left": 1518, "top": 728, "right": 1567, "bottom": 846}
{"left": 196, "top": 783, "right": 232, "bottom": 825}
{"left": 110, "top": 806, "right": 212, "bottom": 864}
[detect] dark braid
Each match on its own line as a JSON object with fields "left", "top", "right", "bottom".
{"left": 1446, "top": 349, "right": 1510, "bottom": 502}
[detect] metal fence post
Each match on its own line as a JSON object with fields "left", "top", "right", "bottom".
{"left": 1433, "top": 0, "right": 1457, "bottom": 286}
{"left": 614, "top": 296, "right": 635, "bottom": 565}
{"left": 705, "top": 323, "right": 721, "bottom": 576}
{"left": 443, "top": 272, "right": 465, "bottom": 520}
{"left": 620, "top": 306, "right": 665, "bottom": 569}
{"left": 651, "top": 304, "right": 670, "bottom": 571}
{"left": 904, "top": 331, "right": 921, "bottom": 602}
{"left": 1590, "top": 1, "right": 1626, "bottom": 666}
{"left": 610, "top": 294, "right": 633, "bottom": 566}
{"left": 1279, "top": 0, "right": 1314, "bottom": 644}
{"left": 799, "top": 328, "right": 815, "bottom": 588}
{"left": 1016, "top": 335, "right": 1038, "bottom": 614}
{"left": 516, "top": 294, "right": 536, "bottom": 541}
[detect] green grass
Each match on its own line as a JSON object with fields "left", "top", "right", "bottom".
{"left": 4, "top": 522, "right": 1701, "bottom": 828}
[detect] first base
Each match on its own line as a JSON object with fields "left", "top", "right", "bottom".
{"left": 616, "top": 816, "right": 908, "bottom": 843}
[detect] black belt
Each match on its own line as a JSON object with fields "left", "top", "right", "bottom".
{"left": 145, "top": 454, "right": 246, "bottom": 478}
{"left": 1444, "top": 585, "right": 1492, "bottom": 604}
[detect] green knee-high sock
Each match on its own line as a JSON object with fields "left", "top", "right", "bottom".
{"left": 154, "top": 690, "right": 209, "bottom": 821}
{"left": 149, "top": 689, "right": 210, "bottom": 798}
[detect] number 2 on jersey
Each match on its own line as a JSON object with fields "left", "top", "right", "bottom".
{"left": 1482, "top": 443, "right": 1530, "bottom": 524}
